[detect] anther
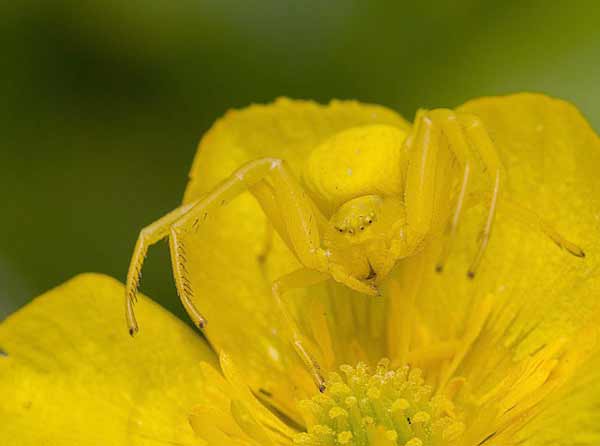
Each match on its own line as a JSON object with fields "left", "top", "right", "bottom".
{"left": 296, "top": 361, "right": 464, "bottom": 446}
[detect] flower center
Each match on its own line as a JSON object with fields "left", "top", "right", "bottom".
{"left": 294, "top": 359, "right": 465, "bottom": 446}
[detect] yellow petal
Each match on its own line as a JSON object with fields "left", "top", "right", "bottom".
{"left": 512, "top": 316, "right": 600, "bottom": 446}
{"left": 179, "top": 98, "right": 410, "bottom": 409}
{"left": 391, "top": 94, "right": 600, "bottom": 391}
{"left": 0, "top": 273, "right": 217, "bottom": 445}
{"left": 472, "top": 95, "right": 600, "bottom": 358}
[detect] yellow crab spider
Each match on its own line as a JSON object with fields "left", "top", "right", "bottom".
{"left": 125, "top": 106, "right": 584, "bottom": 391}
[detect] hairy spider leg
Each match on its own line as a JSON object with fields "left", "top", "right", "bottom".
{"left": 126, "top": 199, "right": 201, "bottom": 335}
{"left": 125, "top": 160, "right": 291, "bottom": 335}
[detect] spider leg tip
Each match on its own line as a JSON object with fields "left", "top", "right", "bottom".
{"left": 319, "top": 384, "right": 327, "bottom": 393}
{"left": 198, "top": 319, "right": 207, "bottom": 329}
{"left": 467, "top": 270, "right": 476, "bottom": 279}
{"left": 435, "top": 264, "right": 444, "bottom": 273}
{"left": 128, "top": 327, "right": 138, "bottom": 337}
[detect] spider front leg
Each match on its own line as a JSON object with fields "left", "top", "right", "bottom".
{"left": 125, "top": 158, "right": 298, "bottom": 335}
{"left": 126, "top": 156, "right": 375, "bottom": 390}
{"left": 402, "top": 109, "right": 502, "bottom": 277}
{"left": 125, "top": 200, "right": 204, "bottom": 334}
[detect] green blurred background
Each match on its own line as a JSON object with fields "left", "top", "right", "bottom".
{"left": 2, "top": 0, "right": 599, "bottom": 320}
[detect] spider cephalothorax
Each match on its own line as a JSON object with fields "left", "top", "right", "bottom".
{"left": 330, "top": 195, "right": 383, "bottom": 238}
{"left": 125, "top": 100, "right": 584, "bottom": 391}
{"left": 322, "top": 194, "right": 406, "bottom": 283}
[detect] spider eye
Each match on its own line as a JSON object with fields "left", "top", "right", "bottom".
{"left": 360, "top": 226, "right": 365, "bottom": 231}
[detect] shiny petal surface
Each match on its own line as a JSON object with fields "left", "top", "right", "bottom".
{"left": 0, "top": 274, "right": 217, "bottom": 445}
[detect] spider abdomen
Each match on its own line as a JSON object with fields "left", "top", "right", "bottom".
{"left": 302, "top": 124, "right": 408, "bottom": 214}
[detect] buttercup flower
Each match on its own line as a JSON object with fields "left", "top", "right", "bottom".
{"left": 1, "top": 94, "right": 599, "bottom": 446}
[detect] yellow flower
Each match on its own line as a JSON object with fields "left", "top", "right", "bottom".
{"left": 2, "top": 94, "right": 600, "bottom": 446}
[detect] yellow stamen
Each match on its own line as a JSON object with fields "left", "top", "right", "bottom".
{"left": 295, "top": 359, "right": 465, "bottom": 446}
